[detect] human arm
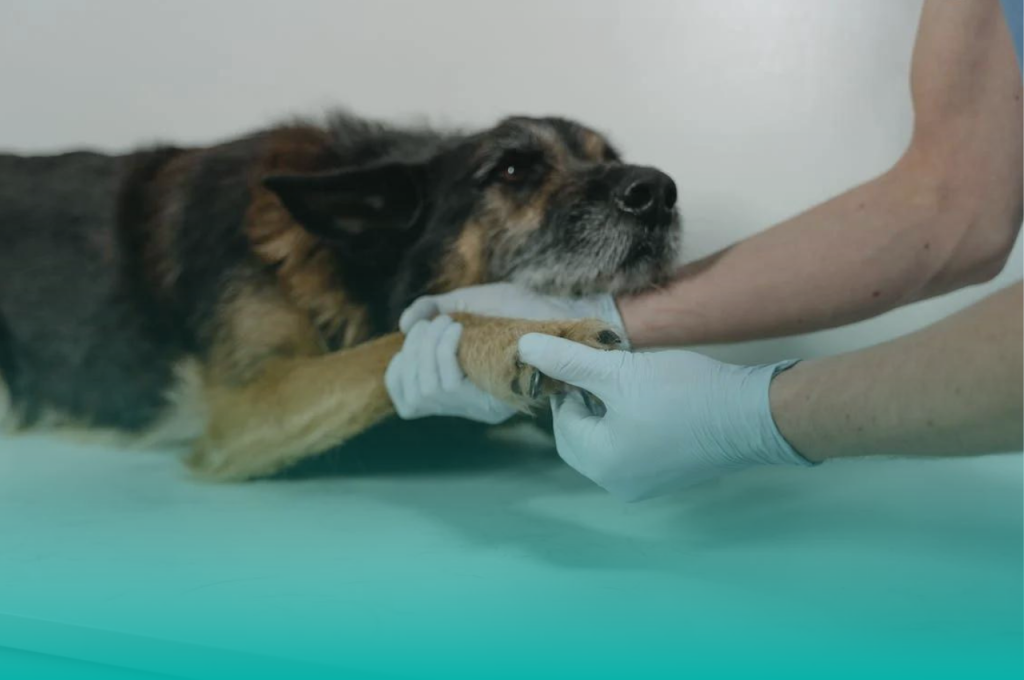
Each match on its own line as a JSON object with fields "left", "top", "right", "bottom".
{"left": 620, "top": 0, "right": 1023, "bottom": 347}
{"left": 517, "top": 281, "right": 1022, "bottom": 501}
{"left": 771, "top": 281, "right": 1023, "bottom": 462}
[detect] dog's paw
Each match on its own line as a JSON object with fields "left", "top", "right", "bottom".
{"left": 453, "top": 315, "right": 622, "bottom": 413}
{"left": 185, "top": 439, "right": 275, "bottom": 483}
{"left": 508, "top": 319, "right": 622, "bottom": 408}
{"left": 185, "top": 443, "right": 241, "bottom": 482}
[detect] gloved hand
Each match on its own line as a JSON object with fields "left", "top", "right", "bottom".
{"left": 399, "top": 283, "right": 629, "bottom": 347}
{"left": 518, "top": 333, "right": 814, "bottom": 501}
{"left": 385, "top": 315, "right": 517, "bottom": 424}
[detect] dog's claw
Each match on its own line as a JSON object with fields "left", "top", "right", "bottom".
{"left": 581, "top": 389, "right": 607, "bottom": 417}
{"left": 528, "top": 370, "right": 543, "bottom": 399}
{"left": 596, "top": 330, "right": 621, "bottom": 347}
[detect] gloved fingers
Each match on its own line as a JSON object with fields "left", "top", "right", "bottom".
{"left": 553, "top": 393, "right": 649, "bottom": 501}
{"left": 518, "top": 333, "right": 623, "bottom": 401}
{"left": 550, "top": 391, "right": 607, "bottom": 473}
{"left": 416, "top": 315, "right": 453, "bottom": 398}
{"left": 399, "top": 296, "right": 441, "bottom": 333}
{"left": 400, "top": 320, "right": 430, "bottom": 404}
{"left": 436, "top": 321, "right": 465, "bottom": 392}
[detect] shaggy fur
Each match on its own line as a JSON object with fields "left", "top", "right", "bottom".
{"left": 0, "top": 111, "right": 681, "bottom": 479}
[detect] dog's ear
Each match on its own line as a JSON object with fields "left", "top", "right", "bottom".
{"left": 262, "top": 161, "right": 425, "bottom": 241}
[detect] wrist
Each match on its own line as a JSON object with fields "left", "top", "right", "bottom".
{"left": 736, "top": 360, "right": 815, "bottom": 468}
{"left": 768, "top": 361, "right": 829, "bottom": 464}
{"left": 612, "top": 291, "right": 674, "bottom": 350}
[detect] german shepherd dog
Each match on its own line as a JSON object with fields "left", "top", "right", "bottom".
{"left": 0, "top": 112, "right": 681, "bottom": 480}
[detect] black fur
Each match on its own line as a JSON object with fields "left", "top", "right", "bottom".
{"left": 0, "top": 152, "right": 183, "bottom": 429}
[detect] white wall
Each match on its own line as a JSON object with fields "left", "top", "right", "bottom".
{"left": 2, "top": 0, "right": 1020, "bottom": 361}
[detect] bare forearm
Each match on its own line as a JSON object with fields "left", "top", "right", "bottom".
{"left": 769, "top": 282, "right": 1023, "bottom": 463}
{"left": 620, "top": 159, "right": 992, "bottom": 348}
{"left": 618, "top": 0, "right": 1022, "bottom": 350}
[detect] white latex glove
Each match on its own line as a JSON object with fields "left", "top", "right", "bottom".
{"left": 518, "top": 333, "right": 814, "bottom": 501}
{"left": 399, "top": 283, "right": 629, "bottom": 347}
{"left": 385, "top": 315, "right": 517, "bottom": 424}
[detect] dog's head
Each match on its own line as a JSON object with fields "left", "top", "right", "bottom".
{"left": 264, "top": 116, "right": 681, "bottom": 299}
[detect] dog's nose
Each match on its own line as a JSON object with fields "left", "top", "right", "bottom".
{"left": 615, "top": 168, "right": 677, "bottom": 223}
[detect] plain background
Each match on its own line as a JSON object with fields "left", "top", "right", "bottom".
{"left": 0, "top": 2, "right": 1021, "bottom": 678}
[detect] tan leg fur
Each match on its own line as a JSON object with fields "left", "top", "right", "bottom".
{"left": 187, "top": 314, "right": 622, "bottom": 481}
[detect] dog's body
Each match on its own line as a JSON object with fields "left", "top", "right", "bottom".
{"left": 0, "top": 111, "right": 681, "bottom": 479}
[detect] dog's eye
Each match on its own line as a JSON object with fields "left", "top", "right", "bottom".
{"left": 500, "top": 164, "right": 522, "bottom": 182}
{"left": 494, "top": 151, "right": 540, "bottom": 184}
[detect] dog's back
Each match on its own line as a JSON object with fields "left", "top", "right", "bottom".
{"left": 0, "top": 119, "right": 433, "bottom": 439}
{"left": 0, "top": 120, "right": 432, "bottom": 438}
{"left": 0, "top": 151, "right": 184, "bottom": 431}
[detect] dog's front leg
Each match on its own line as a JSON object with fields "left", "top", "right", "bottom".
{"left": 187, "top": 314, "right": 624, "bottom": 482}
{"left": 188, "top": 333, "right": 404, "bottom": 481}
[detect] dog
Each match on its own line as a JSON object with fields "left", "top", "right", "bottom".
{"left": 0, "top": 111, "right": 681, "bottom": 480}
